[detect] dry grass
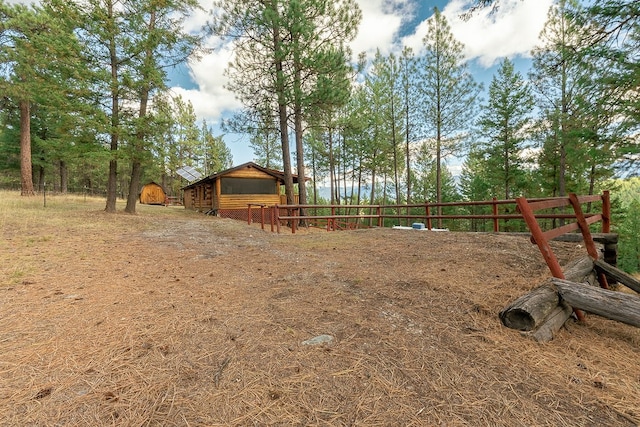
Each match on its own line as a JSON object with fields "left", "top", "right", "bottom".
{"left": 0, "top": 191, "right": 639, "bottom": 426}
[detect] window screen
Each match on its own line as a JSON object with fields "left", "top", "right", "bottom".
{"left": 220, "top": 177, "right": 276, "bottom": 194}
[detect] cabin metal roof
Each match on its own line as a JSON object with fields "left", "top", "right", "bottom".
{"left": 181, "top": 162, "right": 303, "bottom": 190}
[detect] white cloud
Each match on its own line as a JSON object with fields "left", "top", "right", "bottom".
{"left": 168, "top": 37, "right": 242, "bottom": 126}
{"left": 402, "top": 0, "right": 553, "bottom": 67}
{"left": 176, "top": 0, "right": 416, "bottom": 125}
{"left": 182, "top": 3, "right": 212, "bottom": 35}
{"left": 350, "top": 0, "right": 415, "bottom": 59}
{"left": 444, "top": 0, "right": 553, "bottom": 67}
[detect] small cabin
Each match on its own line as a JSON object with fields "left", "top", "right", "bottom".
{"left": 182, "top": 162, "right": 302, "bottom": 221}
{"left": 139, "top": 182, "right": 167, "bottom": 205}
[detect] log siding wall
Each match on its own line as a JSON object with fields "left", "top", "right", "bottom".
{"left": 182, "top": 163, "right": 286, "bottom": 214}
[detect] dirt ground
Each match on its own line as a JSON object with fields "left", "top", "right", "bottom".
{"left": 1, "top": 197, "right": 639, "bottom": 426}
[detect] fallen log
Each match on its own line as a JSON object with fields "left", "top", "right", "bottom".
{"left": 552, "top": 278, "right": 640, "bottom": 328}
{"left": 499, "top": 256, "right": 595, "bottom": 331}
{"left": 523, "top": 302, "right": 573, "bottom": 342}
{"left": 594, "top": 259, "right": 640, "bottom": 293}
{"left": 499, "top": 285, "right": 560, "bottom": 331}
{"left": 552, "top": 232, "right": 618, "bottom": 245}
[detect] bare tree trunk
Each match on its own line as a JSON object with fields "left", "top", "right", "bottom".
{"left": 105, "top": 1, "right": 119, "bottom": 213}
{"left": 293, "top": 44, "right": 307, "bottom": 214}
{"left": 36, "top": 165, "right": 45, "bottom": 192}
{"left": 273, "top": 18, "right": 294, "bottom": 205}
{"left": 405, "top": 86, "right": 411, "bottom": 207}
{"left": 391, "top": 96, "right": 400, "bottom": 206}
{"left": 125, "top": 160, "right": 142, "bottom": 213}
{"left": 59, "top": 160, "right": 68, "bottom": 194}
{"left": 311, "top": 149, "right": 318, "bottom": 205}
{"left": 19, "top": 100, "right": 35, "bottom": 196}
{"left": 328, "top": 129, "right": 336, "bottom": 205}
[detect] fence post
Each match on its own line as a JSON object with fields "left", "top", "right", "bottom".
{"left": 516, "top": 198, "right": 565, "bottom": 279}
{"left": 377, "top": 206, "right": 382, "bottom": 227}
{"left": 516, "top": 197, "right": 585, "bottom": 321}
{"left": 425, "top": 202, "right": 432, "bottom": 230}
{"left": 260, "top": 205, "right": 265, "bottom": 230}
{"left": 569, "top": 194, "right": 609, "bottom": 290}
{"left": 247, "top": 205, "right": 252, "bottom": 225}
{"left": 292, "top": 208, "right": 297, "bottom": 234}
{"left": 492, "top": 197, "right": 499, "bottom": 232}
{"left": 329, "top": 206, "right": 335, "bottom": 231}
{"left": 275, "top": 205, "right": 281, "bottom": 234}
{"left": 602, "top": 190, "right": 611, "bottom": 233}
{"left": 270, "top": 205, "right": 275, "bottom": 233}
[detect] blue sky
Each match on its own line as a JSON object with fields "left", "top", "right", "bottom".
{"left": 170, "top": 0, "right": 554, "bottom": 166}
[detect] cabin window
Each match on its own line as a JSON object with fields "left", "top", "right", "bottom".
{"left": 220, "top": 178, "right": 276, "bottom": 195}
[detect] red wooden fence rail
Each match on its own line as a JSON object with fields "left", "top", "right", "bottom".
{"left": 263, "top": 191, "right": 610, "bottom": 235}
{"left": 514, "top": 192, "right": 612, "bottom": 321}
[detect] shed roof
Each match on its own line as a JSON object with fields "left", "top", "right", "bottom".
{"left": 182, "top": 162, "right": 305, "bottom": 190}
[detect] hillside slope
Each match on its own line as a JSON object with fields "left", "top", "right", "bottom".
{"left": 1, "top": 203, "right": 638, "bottom": 426}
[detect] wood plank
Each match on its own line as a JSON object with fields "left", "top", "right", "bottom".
{"left": 594, "top": 259, "right": 640, "bottom": 293}
{"left": 227, "top": 168, "right": 277, "bottom": 179}
{"left": 553, "top": 278, "right": 640, "bottom": 328}
{"left": 525, "top": 198, "right": 571, "bottom": 212}
{"left": 552, "top": 232, "right": 618, "bottom": 244}
{"left": 574, "top": 194, "right": 603, "bottom": 204}
{"left": 219, "top": 195, "right": 280, "bottom": 210}
{"left": 516, "top": 197, "right": 565, "bottom": 279}
{"left": 584, "top": 213, "right": 603, "bottom": 225}
{"left": 538, "top": 222, "right": 580, "bottom": 242}
{"left": 569, "top": 193, "right": 609, "bottom": 290}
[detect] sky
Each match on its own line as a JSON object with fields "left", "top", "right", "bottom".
{"left": 170, "top": 0, "right": 555, "bottom": 166}
{"left": 7, "top": 0, "right": 556, "bottom": 167}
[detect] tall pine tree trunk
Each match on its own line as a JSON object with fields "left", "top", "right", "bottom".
{"left": 125, "top": 10, "right": 156, "bottom": 214}
{"left": 19, "top": 100, "right": 35, "bottom": 196}
{"left": 126, "top": 160, "right": 142, "bottom": 212}
{"left": 59, "top": 160, "right": 68, "bottom": 194}
{"left": 273, "top": 22, "right": 294, "bottom": 206}
{"left": 391, "top": 96, "right": 400, "bottom": 205}
{"left": 436, "top": 110, "right": 442, "bottom": 228}
{"left": 369, "top": 166, "right": 376, "bottom": 227}
{"left": 311, "top": 149, "right": 318, "bottom": 205}
{"left": 105, "top": 1, "right": 119, "bottom": 213}
{"left": 405, "top": 86, "right": 411, "bottom": 206}
{"left": 435, "top": 49, "right": 443, "bottom": 228}
{"left": 328, "top": 129, "right": 336, "bottom": 205}
{"left": 293, "top": 48, "right": 307, "bottom": 214}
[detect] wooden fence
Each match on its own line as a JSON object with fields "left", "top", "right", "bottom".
{"left": 250, "top": 191, "right": 611, "bottom": 235}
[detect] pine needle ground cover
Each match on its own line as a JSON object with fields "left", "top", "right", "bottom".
{"left": 0, "top": 192, "right": 638, "bottom": 426}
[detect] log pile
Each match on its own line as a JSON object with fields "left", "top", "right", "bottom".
{"left": 500, "top": 256, "right": 640, "bottom": 342}
{"left": 552, "top": 278, "right": 640, "bottom": 328}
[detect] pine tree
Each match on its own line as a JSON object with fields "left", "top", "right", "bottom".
{"left": 617, "top": 199, "right": 640, "bottom": 273}
{"left": 477, "top": 58, "right": 534, "bottom": 199}
{"left": 284, "top": 0, "right": 360, "bottom": 209}
{"left": 361, "top": 51, "right": 405, "bottom": 205}
{"left": 579, "top": 0, "right": 639, "bottom": 174}
{"left": 418, "top": 8, "right": 480, "bottom": 224}
{"left": 529, "top": 0, "right": 597, "bottom": 196}
{"left": 122, "top": 0, "right": 203, "bottom": 214}
{"left": 0, "top": 0, "right": 86, "bottom": 196}
{"left": 212, "top": 0, "right": 361, "bottom": 206}
{"left": 399, "top": 47, "right": 420, "bottom": 205}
